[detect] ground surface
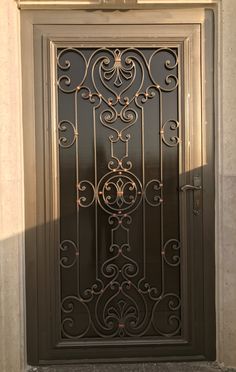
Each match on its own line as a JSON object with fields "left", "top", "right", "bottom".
{"left": 30, "top": 362, "right": 236, "bottom": 372}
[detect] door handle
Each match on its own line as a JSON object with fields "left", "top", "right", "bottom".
{"left": 180, "top": 184, "right": 202, "bottom": 192}
{"left": 180, "top": 176, "right": 202, "bottom": 215}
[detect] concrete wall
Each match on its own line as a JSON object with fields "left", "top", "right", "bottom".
{"left": 0, "top": 0, "right": 236, "bottom": 371}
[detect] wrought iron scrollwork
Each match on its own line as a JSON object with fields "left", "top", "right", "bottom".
{"left": 77, "top": 181, "right": 96, "bottom": 208}
{"left": 57, "top": 47, "right": 181, "bottom": 339}
{"left": 162, "top": 239, "right": 181, "bottom": 267}
{"left": 161, "top": 119, "right": 180, "bottom": 147}
{"left": 144, "top": 179, "right": 163, "bottom": 207}
{"left": 58, "top": 120, "right": 78, "bottom": 148}
{"left": 60, "top": 240, "right": 78, "bottom": 268}
{"left": 97, "top": 171, "right": 142, "bottom": 215}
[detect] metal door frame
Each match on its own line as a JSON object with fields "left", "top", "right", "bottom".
{"left": 21, "top": 7, "right": 216, "bottom": 365}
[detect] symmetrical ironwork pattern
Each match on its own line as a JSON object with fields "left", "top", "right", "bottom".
{"left": 57, "top": 47, "right": 181, "bottom": 340}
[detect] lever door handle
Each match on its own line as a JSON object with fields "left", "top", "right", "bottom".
{"left": 180, "top": 184, "right": 202, "bottom": 192}
{"left": 180, "top": 176, "right": 202, "bottom": 215}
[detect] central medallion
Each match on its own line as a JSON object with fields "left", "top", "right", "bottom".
{"left": 97, "top": 171, "right": 142, "bottom": 214}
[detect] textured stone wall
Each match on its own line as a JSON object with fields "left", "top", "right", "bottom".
{"left": 0, "top": 1, "right": 236, "bottom": 371}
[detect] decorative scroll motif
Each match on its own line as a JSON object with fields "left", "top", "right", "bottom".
{"left": 58, "top": 120, "right": 78, "bottom": 148}
{"left": 57, "top": 47, "right": 181, "bottom": 339}
{"left": 97, "top": 172, "right": 143, "bottom": 214}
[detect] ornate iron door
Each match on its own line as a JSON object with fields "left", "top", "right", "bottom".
{"left": 57, "top": 47, "right": 181, "bottom": 341}
{"left": 25, "top": 18, "right": 216, "bottom": 363}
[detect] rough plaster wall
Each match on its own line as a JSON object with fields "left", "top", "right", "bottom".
{"left": 0, "top": 1, "right": 24, "bottom": 372}
{"left": 219, "top": 0, "right": 236, "bottom": 367}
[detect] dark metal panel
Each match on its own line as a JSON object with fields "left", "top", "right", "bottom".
{"left": 56, "top": 46, "right": 181, "bottom": 343}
